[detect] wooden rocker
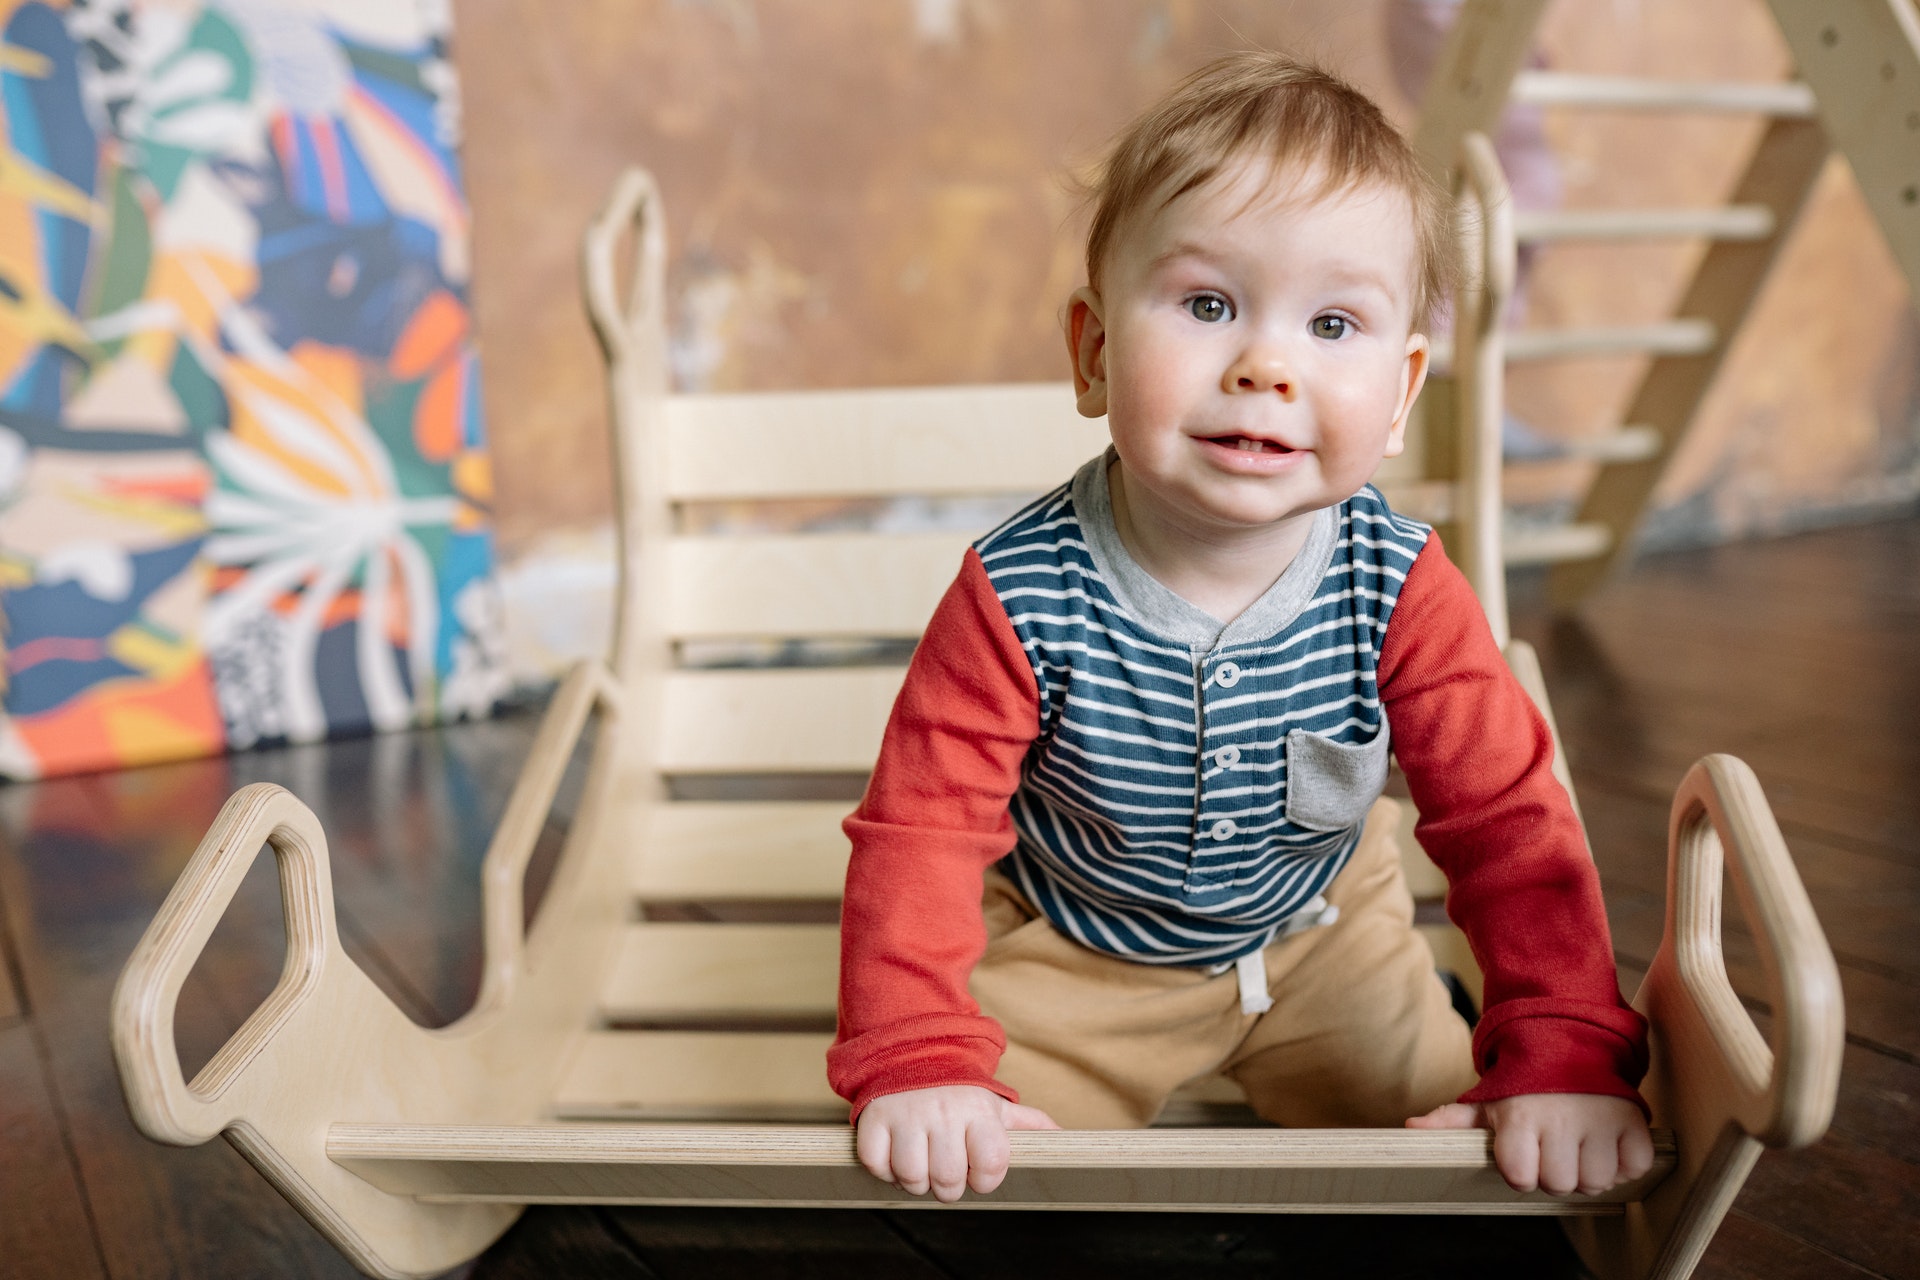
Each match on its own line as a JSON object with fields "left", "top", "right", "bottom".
{"left": 110, "top": 138, "right": 1843, "bottom": 1280}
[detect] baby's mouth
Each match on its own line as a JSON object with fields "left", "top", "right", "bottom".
{"left": 1207, "top": 434, "right": 1293, "bottom": 454}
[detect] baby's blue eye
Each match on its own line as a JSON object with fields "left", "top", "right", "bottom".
{"left": 1188, "top": 294, "right": 1232, "bottom": 323}
{"left": 1312, "top": 314, "right": 1350, "bottom": 339}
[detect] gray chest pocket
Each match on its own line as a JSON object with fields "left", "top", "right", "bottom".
{"left": 1284, "top": 729, "right": 1390, "bottom": 832}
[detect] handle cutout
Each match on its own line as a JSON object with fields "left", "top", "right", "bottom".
{"left": 180, "top": 808, "right": 331, "bottom": 1105}
{"left": 172, "top": 837, "right": 287, "bottom": 1084}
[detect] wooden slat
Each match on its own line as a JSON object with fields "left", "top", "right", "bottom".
{"left": 1432, "top": 321, "right": 1716, "bottom": 374}
{"left": 633, "top": 802, "right": 850, "bottom": 899}
{"left": 1509, "top": 71, "right": 1819, "bottom": 117}
{"left": 1514, "top": 206, "right": 1776, "bottom": 243}
{"left": 578, "top": 920, "right": 1484, "bottom": 1107}
{"left": 659, "top": 668, "right": 902, "bottom": 773}
{"left": 554, "top": 1030, "right": 839, "bottom": 1119}
{"left": 600, "top": 924, "right": 837, "bottom": 1019}
{"left": 599, "top": 912, "right": 1479, "bottom": 1025}
{"left": 330, "top": 1122, "right": 1674, "bottom": 1212}
{"left": 664, "top": 383, "right": 1111, "bottom": 500}
{"left": 668, "top": 531, "right": 966, "bottom": 639}
{"left": 1490, "top": 425, "right": 1665, "bottom": 468}
{"left": 1506, "top": 522, "right": 1613, "bottom": 567}
{"left": 557, "top": 1029, "right": 1273, "bottom": 1126}
{"left": 1504, "top": 320, "right": 1717, "bottom": 363}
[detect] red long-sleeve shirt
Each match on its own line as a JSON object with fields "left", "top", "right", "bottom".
{"left": 829, "top": 534, "right": 1648, "bottom": 1121}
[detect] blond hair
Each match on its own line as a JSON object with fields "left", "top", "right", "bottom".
{"left": 1083, "top": 52, "right": 1452, "bottom": 328}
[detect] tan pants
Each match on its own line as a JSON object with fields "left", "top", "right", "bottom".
{"left": 969, "top": 797, "right": 1477, "bottom": 1129}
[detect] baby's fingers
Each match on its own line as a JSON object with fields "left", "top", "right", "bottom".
{"left": 1490, "top": 1119, "right": 1542, "bottom": 1193}
{"left": 890, "top": 1128, "right": 932, "bottom": 1197}
{"left": 1535, "top": 1130, "right": 1582, "bottom": 1197}
{"left": 926, "top": 1124, "right": 971, "bottom": 1203}
{"left": 1618, "top": 1120, "right": 1656, "bottom": 1183}
{"left": 965, "top": 1117, "right": 1013, "bottom": 1196}
{"left": 1577, "top": 1134, "right": 1621, "bottom": 1195}
{"left": 1404, "top": 1101, "right": 1483, "bottom": 1129}
{"left": 855, "top": 1118, "right": 895, "bottom": 1186}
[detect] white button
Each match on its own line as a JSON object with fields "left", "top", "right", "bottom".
{"left": 1210, "top": 818, "right": 1238, "bottom": 841}
{"left": 1215, "top": 744, "right": 1241, "bottom": 768}
{"left": 1215, "top": 661, "right": 1242, "bottom": 688}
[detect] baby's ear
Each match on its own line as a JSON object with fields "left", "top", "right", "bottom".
{"left": 1066, "top": 287, "right": 1108, "bottom": 418}
{"left": 1383, "top": 331, "right": 1430, "bottom": 458}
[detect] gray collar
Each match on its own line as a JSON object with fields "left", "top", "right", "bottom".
{"left": 1070, "top": 448, "right": 1338, "bottom": 652}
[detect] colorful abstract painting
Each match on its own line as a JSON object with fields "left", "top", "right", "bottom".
{"left": 0, "top": 0, "right": 507, "bottom": 779}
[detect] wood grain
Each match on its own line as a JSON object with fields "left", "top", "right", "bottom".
{"left": 0, "top": 1020, "right": 105, "bottom": 1279}
{"left": 631, "top": 802, "right": 850, "bottom": 900}
{"left": 330, "top": 1122, "right": 1675, "bottom": 1213}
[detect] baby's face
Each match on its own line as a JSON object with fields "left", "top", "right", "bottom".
{"left": 1071, "top": 156, "right": 1428, "bottom": 540}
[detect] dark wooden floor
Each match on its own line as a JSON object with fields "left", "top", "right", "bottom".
{"left": 2, "top": 515, "right": 1915, "bottom": 1280}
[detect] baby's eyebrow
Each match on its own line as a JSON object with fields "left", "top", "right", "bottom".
{"left": 1144, "top": 240, "right": 1224, "bottom": 272}
{"left": 1315, "top": 266, "right": 1404, "bottom": 304}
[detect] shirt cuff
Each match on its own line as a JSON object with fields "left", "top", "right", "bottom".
{"left": 828, "top": 1016, "right": 1016, "bottom": 1123}
{"left": 1459, "top": 997, "right": 1652, "bottom": 1117}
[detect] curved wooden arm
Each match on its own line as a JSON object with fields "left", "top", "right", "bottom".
{"left": 1450, "top": 131, "right": 1516, "bottom": 647}
{"left": 581, "top": 167, "right": 672, "bottom": 685}
{"left": 582, "top": 167, "right": 667, "bottom": 370}
{"left": 1456, "top": 132, "right": 1518, "bottom": 326}
{"left": 473, "top": 660, "right": 620, "bottom": 1014}
{"left": 109, "top": 783, "right": 337, "bottom": 1145}
{"left": 1665, "top": 754, "right": 1842, "bottom": 1149}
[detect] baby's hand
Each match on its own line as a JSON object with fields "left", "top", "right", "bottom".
{"left": 855, "top": 1085, "right": 1060, "bottom": 1202}
{"left": 1406, "top": 1093, "right": 1654, "bottom": 1195}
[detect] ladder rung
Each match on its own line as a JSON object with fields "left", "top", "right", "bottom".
{"left": 1506, "top": 320, "right": 1716, "bottom": 363}
{"left": 1505, "top": 523, "right": 1613, "bottom": 567}
{"left": 1504, "top": 425, "right": 1664, "bottom": 467}
{"left": 1510, "top": 71, "right": 1818, "bottom": 117}
{"left": 1514, "top": 206, "right": 1776, "bottom": 244}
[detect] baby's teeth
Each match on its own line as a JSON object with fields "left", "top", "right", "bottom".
{"left": 1238, "top": 438, "right": 1258, "bottom": 451}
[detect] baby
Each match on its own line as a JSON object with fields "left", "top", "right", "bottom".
{"left": 828, "top": 52, "right": 1653, "bottom": 1205}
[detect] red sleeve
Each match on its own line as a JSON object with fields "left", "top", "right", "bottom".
{"left": 1379, "top": 534, "right": 1650, "bottom": 1112}
{"left": 827, "top": 548, "right": 1040, "bottom": 1121}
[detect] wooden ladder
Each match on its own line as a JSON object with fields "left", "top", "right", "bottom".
{"left": 1414, "top": 0, "right": 1920, "bottom": 606}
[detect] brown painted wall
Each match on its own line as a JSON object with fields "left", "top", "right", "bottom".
{"left": 451, "top": 0, "right": 1918, "bottom": 556}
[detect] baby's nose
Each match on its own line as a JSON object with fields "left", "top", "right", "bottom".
{"left": 1227, "top": 351, "right": 1294, "bottom": 397}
